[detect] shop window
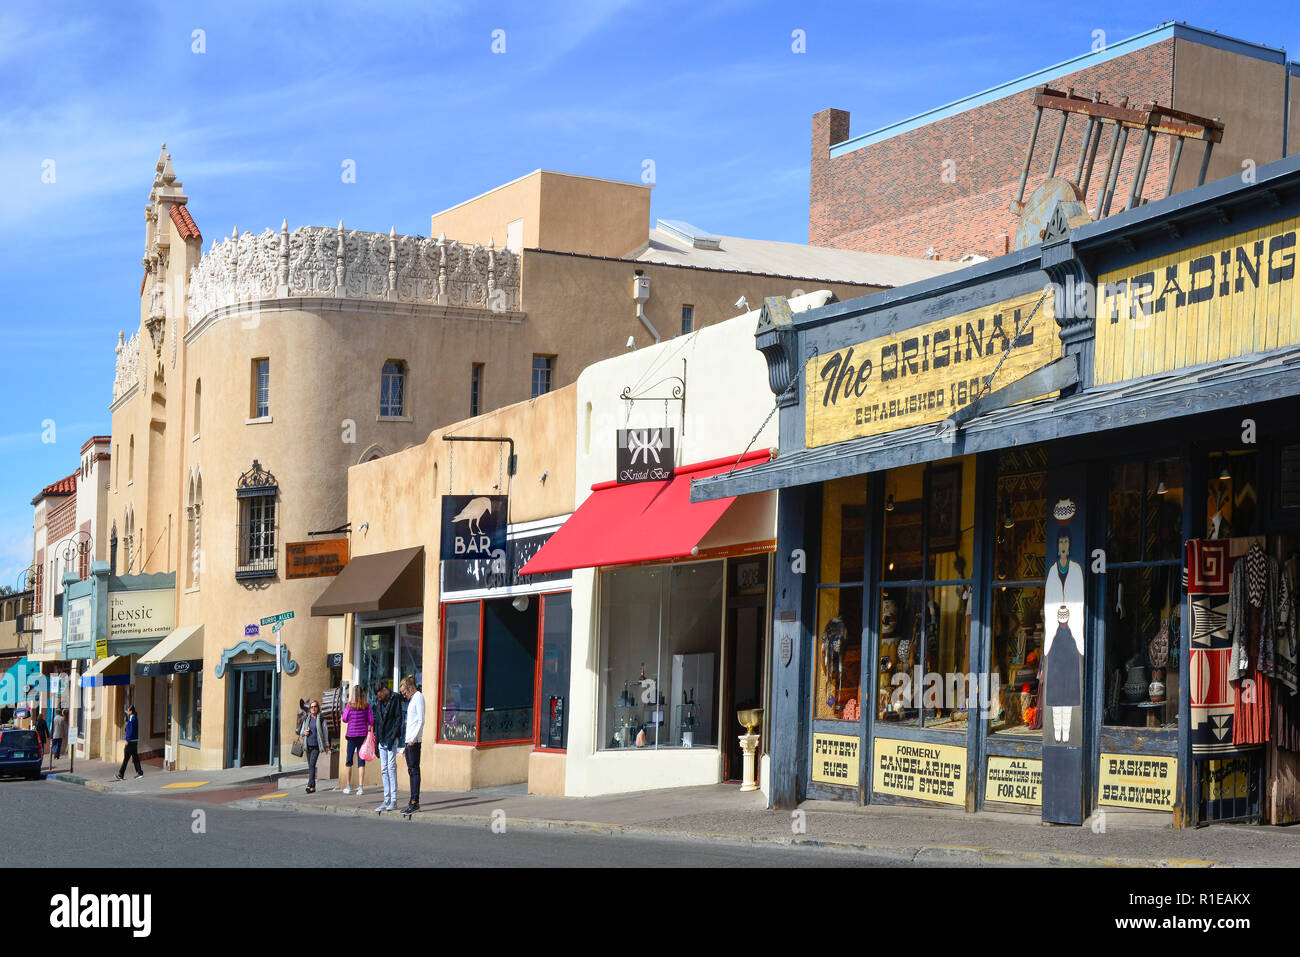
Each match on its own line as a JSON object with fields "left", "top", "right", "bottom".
{"left": 440, "top": 603, "right": 480, "bottom": 741}
{"left": 815, "top": 476, "right": 866, "bottom": 721}
{"left": 598, "top": 564, "right": 723, "bottom": 750}
{"left": 1103, "top": 456, "right": 1183, "bottom": 729}
{"left": 988, "top": 446, "right": 1048, "bottom": 736}
{"left": 538, "top": 593, "right": 572, "bottom": 750}
{"left": 440, "top": 597, "right": 557, "bottom": 746}
{"left": 178, "top": 670, "right": 202, "bottom": 746}
{"left": 1206, "top": 451, "right": 1259, "bottom": 539}
{"left": 876, "top": 459, "right": 975, "bottom": 731}
{"left": 359, "top": 626, "right": 396, "bottom": 705}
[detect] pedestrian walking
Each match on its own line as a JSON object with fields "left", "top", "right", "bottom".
{"left": 32, "top": 708, "right": 49, "bottom": 754}
{"left": 371, "top": 680, "right": 403, "bottom": 812}
{"left": 51, "top": 709, "right": 68, "bottom": 760}
{"left": 398, "top": 675, "right": 424, "bottom": 814}
{"left": 298, "top": 699, "right": 331, "bottom": 793}
{"left": 339, "top": 685, "right": 371, "bottom": 795}
{"left": 114, "top": 705, "right": 142, "bottom": 780}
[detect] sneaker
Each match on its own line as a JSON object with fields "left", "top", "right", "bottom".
{"left": 113, "top": 773, "right": 123, "bottom": 781}
{"left": 375, "top": 803, "right": 386, "bottom": 814}
{"left": 342, "top": 786, "right": 351, "bottom": 794}
{"left": 134, "top": 773, "right": 144, "bottom": 779}
{"left": 356, "top": 787, "right": 364, "bottom": 796}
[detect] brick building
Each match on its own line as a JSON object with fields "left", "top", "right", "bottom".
{"left": 811, "top": 23, "right": 1300, "bottom": 261}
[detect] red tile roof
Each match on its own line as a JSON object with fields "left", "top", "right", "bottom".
{"left": 31, "top": 472, "right": 77, "bottom": 505}
{"left": 170, "top": 203, "right": 201, "bottom": 242}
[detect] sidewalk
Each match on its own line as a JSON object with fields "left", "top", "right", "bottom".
{"left": 241, "top": 780, "right": 1300, "bottom": 867}
{"left": 48, "top": 755, "right": 307, "bottom": 795}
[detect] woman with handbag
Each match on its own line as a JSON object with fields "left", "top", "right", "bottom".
{"left": 339, "top": 686, "right": 372, "bottom": 795}
{"left": 296, "top": 699, "right": 331, "bottom": 793}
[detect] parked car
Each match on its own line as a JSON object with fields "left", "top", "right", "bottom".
{"left": 0, "top": 729, "right": 43, "bottom": 779}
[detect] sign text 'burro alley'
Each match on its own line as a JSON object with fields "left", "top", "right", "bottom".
{"left": 804, "top": 289, "right": 1059, "bottom": 447}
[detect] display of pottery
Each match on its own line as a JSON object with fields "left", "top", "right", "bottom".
{"left": 1122, "top": 653, "right": 1148, "bottom": 703}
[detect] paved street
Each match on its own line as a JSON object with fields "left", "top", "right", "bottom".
{"left": 0, "top": 778, "right": 925, "bottom": 868}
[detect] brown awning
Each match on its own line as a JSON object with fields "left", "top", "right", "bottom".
{"left": 310, "top": 546, "right": 424, "bottom": 617}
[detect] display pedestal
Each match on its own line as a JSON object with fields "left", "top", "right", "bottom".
{"left": 739, "top": 733, "right": 760, "bottom": 792}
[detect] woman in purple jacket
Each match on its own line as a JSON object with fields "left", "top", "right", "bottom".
{"left": 339, "top": 686, "right": 372, "bottom": 795}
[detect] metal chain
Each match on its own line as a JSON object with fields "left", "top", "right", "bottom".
{"left": 969, "top": 287, "right": 1050, "bottom": 405}
{"left": 726, "top": 346, "right": 818, "bottom": 476}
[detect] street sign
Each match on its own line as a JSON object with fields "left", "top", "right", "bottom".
{"left": 272, "top": 621, "right": 282, "bottom": 633}
{"left": 259, "top": 611, "right": 294, "bottom": 627}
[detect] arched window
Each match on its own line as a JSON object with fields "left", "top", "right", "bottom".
{"left": 193, "top": 379, "right": 202, "bottom": 436}
{"left": 380, "top": 361, "right": 406, "bottom": 417}
{"left": 128, "top": 436, "right": 135, "bottom": 483}
{"left": 186, "top": 471, "right": 203, "bottom": 588}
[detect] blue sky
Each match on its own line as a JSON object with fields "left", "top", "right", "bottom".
{"left": 0, "top": 0, "right": 1294, "bottom": 586}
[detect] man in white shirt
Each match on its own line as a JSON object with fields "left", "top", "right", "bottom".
{"left": 399, "top": 675, "right": 425, "bottom": 814}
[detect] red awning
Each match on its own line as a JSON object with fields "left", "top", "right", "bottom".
{"left": 519, "top": 450, "right": 772, "bottom": 576}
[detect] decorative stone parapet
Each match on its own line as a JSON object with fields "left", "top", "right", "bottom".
{"left": 185, "top": 223, "right": 520, "bottom": 328}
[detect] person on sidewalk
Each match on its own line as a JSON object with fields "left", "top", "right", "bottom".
{"left": 32, "top": 709, "right": 49, "bottom": 755}
{"left": 371, "top": 680, "right": 403, "bottom": 812}
{"left": 51, "top": 709, "right": 68, "bottom": 760}
{"left": 114, "top": 705, "right": 142, "bottom": 780}
{"left": 339, "top": 685, "right": 371, "bottom": 796}
{"left": 398, "top": 676, "right": 424, "bottom": 814}
{"left": 299, "top": 699, "right": 331, "bottom": 794}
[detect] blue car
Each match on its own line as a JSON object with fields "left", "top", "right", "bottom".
{"left": 0, "top": 728, "right": 43, "bottom": 779}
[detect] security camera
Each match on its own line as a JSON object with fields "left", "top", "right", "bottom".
{"left": 735, "top": 296, "right": 749, "bottom": 310}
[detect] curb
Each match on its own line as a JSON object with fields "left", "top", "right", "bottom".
{"left": 50, "top": 767, "right": 303, "bottom": 795}
{"left": 242, "top": 796, "right": 1222, "bottom": 868}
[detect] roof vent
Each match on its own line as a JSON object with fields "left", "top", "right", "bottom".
{"left": 657, "top": 219, "right": 721, "bottom": 250}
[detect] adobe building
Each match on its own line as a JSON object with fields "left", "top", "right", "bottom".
{"left": 95, "top": 150, "right": 954, "bottom": 773}
{"left": 812, "top": 23, "right": 1300, "bottom": 261}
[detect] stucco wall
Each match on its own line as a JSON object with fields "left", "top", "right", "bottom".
{"left": 341, "top": 384, "right": 577, "bottom": 789}
{"left": 559, "top": 295, "right": 818, "bottom": 796}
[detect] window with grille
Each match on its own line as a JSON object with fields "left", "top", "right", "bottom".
{"left": 531, "top": 355, "right": 554, "bottom": 398}
{"left": 681, "top": 304, "right": 694, "bottom": 335}
{"left": 380, "top": 361, "right": 406, "bottom": 417}
{"left": 236, "top": 460, "right": 278, "bottom": 579}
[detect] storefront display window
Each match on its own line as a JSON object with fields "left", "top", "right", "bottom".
{"left": 1206, "top": 451, "right": 1258, "bottom": 539}
{"left": 441, "top": 602, "right": 481, "bottom": 742}
{"left": 598, "top": 562, "right": 723, "bottom": 750}
{"left": 359, "top": 626, "right": 395, "bottom": 704}
{"left": 537, "top": 593, "right": 572, "bottom": 750}
{"left": 815, "top": 476, "right": 866, "bottom": 720}
{"left": 178, "top": 670, "right": 202, "bottom": 746}
{"left": 989, "top": 447, "right": 1048, "bottom": 735}
{"left": 876, "top": 459, "right": 975, "bottom": 731}
{"left": 1104, "top": 457, "right": 1183, "bottom": 729}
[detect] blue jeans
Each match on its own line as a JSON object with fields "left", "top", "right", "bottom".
{"left": 377, "top": 745, "right": 398, "bottom": 805}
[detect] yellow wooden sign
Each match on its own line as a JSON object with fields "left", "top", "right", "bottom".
{"left": 872, "top": 736, "right": 966, "bottom": 805}
{"left": 1095, "top": 216, "right": 1299, "bottom": 386}
{"left": 811, "top": 732, "right": 860, "bottom": 786}
{"left": 985, "top": 755, "right": 1042, "bottom": 806}
{"left": 804, "top": 290, "right": 1059, "bottom": 447}
{"left": 1098, "top": 752, "right": 1177, "bottom": 811}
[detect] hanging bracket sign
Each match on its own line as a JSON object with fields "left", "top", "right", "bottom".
{"left": 440, "top": 495, "right": 508, "bottom": 560}
{"left": 616, "top": 428, "right": 675, "bottom": 483}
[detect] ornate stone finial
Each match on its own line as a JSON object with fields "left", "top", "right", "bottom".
{"left": 160, "top": 153, "right": 177, "bottom": 186}
{"left": 437, "top": 231, "right": 446, "bottom": 245}
{"left": 232, "top": 226, "right": 239, "bottom": 238}
{"left": 281, "top": 218, "right": 288, "bottom": 233}
{"left": 117, "top": 331, "right": 124, "bottom": 353}
{"left": 488, "top": 235, "right": 495, "bottom": 250}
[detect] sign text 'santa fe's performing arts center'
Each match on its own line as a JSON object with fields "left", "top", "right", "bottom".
{"left": 108, "top": 589, "right": 174, "bottom": 640}
{"left": 804, "top": 290, "right": 1058, "bottom": 447}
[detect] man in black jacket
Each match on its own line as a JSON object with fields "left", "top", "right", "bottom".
{"left": 371, "top": 682, "right": 403, "bottom": 812}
